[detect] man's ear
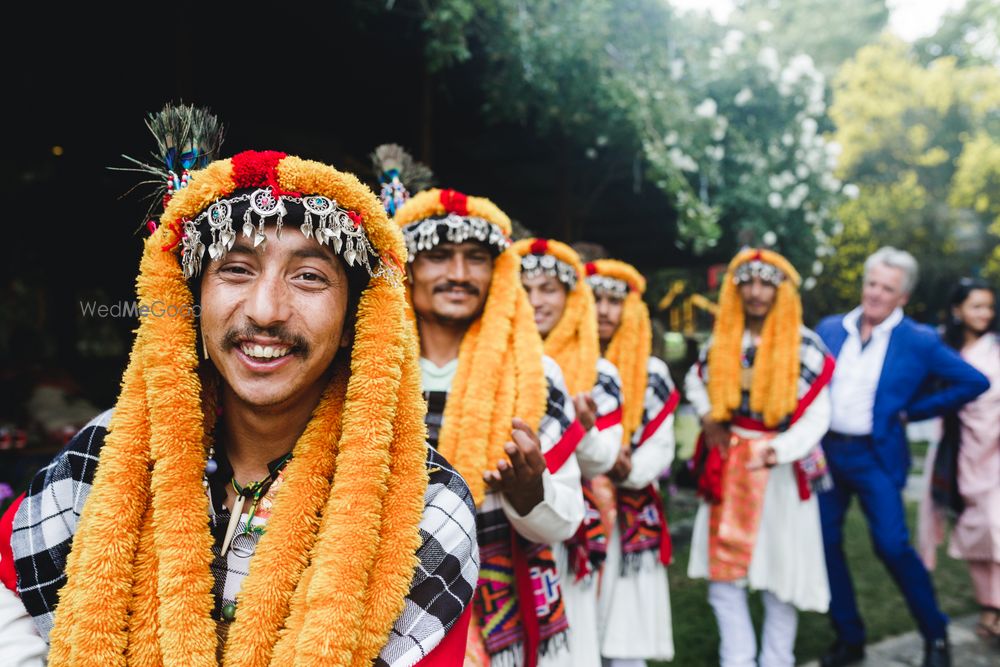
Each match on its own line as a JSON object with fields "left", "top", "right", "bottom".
{"left": 900, "top": 292, "right": 911, "bottom": 308}
{"left": 339, "top": 312, "right": 356, "bottom": 350}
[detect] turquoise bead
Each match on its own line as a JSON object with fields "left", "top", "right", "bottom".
{"left": 222, "top": 603, "right": 236, "bottom": 622}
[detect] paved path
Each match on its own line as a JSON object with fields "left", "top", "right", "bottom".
{"left": 799, "top": 615, "right": 998, "bottom": 666}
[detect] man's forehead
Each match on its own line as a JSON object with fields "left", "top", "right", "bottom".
{"left": 869, "top": 263, "right": 905, "bottom": 285}
{"left": 521, "top": 272, "right": 562, "bottom": 287}
{"left": 224, "top": 231, "right": 340, "bottom": 264}
{"left": 439, "top": 241, "right": 490, "bottom": 252}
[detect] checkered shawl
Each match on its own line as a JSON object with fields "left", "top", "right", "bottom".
{"left": 592, "top": 358, "right": 624, "bottom": 426}
{"left": 631, "top": 357, "right": 676, "bottom": 447}
{"left": 694, "top": 327, "right": 832, "bottom": 428}
{"left": 11, "top": 409, "right": 479, "bottom": 666}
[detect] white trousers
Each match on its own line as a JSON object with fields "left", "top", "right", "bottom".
{"left": 601, "top": 660, "right": 645, "bottom": 667}
{"left": 707, "top": 581, "right": 798, "bottom": 667}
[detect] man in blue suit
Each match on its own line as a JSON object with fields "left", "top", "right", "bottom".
{"left": 815, "top": 247, "right": 989, "bottom": 667}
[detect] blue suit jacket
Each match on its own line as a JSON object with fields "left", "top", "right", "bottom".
{"left": 817, "top": 313, "right": 989, "bottom": 487}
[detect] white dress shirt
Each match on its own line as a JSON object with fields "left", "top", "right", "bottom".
{"left": 828, "top": 306, "right": 904, "bottom": 435}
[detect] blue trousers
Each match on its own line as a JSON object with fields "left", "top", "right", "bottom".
{"left": 819, "top": 436, "right": 948, "bottom": 645}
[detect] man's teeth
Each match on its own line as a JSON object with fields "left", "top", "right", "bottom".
{"left": 241, "top": 344, "right": 292, "bottom": 360}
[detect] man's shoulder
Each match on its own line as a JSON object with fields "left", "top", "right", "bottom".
{"left": 816, "top": 314, "right": 846, "bottom": 336}
{"left": 800, "top": 326, "right": 831, "bottom": 356}
{"left": 596, "top": 357, "right": 621, "bottom": 383}
{"left": 424, "top": 447, "right": 476, "bottom": 519}
{"left": 646, "top": 355, "right": 670, "bottom": 378}
{"left": 27, "top": 408, "right": 115, "bottom": 496}
{"left": 896, "top": 316, "right": 940, "bottom": 344}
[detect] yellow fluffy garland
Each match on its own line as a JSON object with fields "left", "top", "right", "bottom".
{"left": 590, "top": 259, "right": 651, "bottom": 444}
{"left": 48, "top": 154, "right": 429, "bottom": 667}
{"left": 512, "top": 238, "right": 598, "bottom": 396}
{"left": 396, "top": 189, "right": 547, "bottom": 506}
{"left": 708, "top": 248, "right": 803, "bottom": 428}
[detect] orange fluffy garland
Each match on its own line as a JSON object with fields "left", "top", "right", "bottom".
{"left": 589, "top": 259, "right": 651, "bottom": 444}
{"left": 395, "top": 189, "right": 547, "bottom": 506}
{"left": 707, "top": 248, "right": 803, "bottom": 428}
{"left": 47, "top": 154, "right": 429, "bottom": 667}
{"left": 512, "top": 238, "right": 598, "bottom": 395}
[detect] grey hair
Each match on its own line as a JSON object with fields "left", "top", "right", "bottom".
{"left": 864, "top": 246, "right": 919, "bottom": 294}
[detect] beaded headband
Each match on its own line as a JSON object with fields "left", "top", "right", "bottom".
{"left": 586, "top": 275, "right": 629, "bottom": 299}
{"left": 731, "top": 259, "right": 785, "bottom": 286}
{"left": 180, "top": 186, "right": 380, "bottom": 279}
{"left": 401, "top": 214, "right": 510, "bottom": 261}
{"left": 520, "top": 252, "right": 578, "bottom": 289}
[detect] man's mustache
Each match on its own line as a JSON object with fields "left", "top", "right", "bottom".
{"left": 434, "top": 281, "right": 480, "bottom": 297}
{"left": 223, "top": 323, "right": 309, "bottom": 355}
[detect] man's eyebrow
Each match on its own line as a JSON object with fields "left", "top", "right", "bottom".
{"left": 227, "top": 242, "right": 258, "bottom": 256}
{"left": 290, "top": 246, "right": 339, "bottom": 264}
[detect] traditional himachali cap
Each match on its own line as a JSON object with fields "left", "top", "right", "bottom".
{"left": 584, "top": 259, "right": 651, "bottom": 443}
{"left": 394, "top": 187, "right": 547, "bottom": 505}
{"left": 512, "top": 238, "right": 599, "bottom": 395}
{"left": 709, "top": 247, "right": 804, "bottom": 428}
{"left": 49, "top": 107, "right": 429, "bottom": 666}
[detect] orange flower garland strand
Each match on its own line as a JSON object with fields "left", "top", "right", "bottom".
{"left": 707, "top": 248, "right": 802, "bottom": 428}
{"left": 590, "top": 259, "right": 651, "bottom": 444}
{"left": 46, "top": 154, "right": 429, "bottom": 667}
{"left": 511, "top": 238, "right": 599, "bottom": 396}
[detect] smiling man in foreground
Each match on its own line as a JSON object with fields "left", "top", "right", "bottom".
{"left": 0, "top": 146, "right": 478, "bottom": 666}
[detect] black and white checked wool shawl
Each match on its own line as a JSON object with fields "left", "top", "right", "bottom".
{"left": 632, "top": 356, "right": 676, "bottom": 446}
{"left": 593, "top": 357, "right": 624, "bottom": 423}
{"left": 693, "top": 326, "right": 832, "bottom": 429}
{"left": 11, "top": 409, "right": 479, "bottom": 667}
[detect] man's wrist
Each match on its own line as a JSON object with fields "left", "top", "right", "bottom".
{"left": 505, "top": 480, "right": 545, "bottom": 516}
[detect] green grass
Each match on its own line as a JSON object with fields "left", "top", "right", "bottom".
{"left": 652, "top": 499, "right": 978, "bottom": 666}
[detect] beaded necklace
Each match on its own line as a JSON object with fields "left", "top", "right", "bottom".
{"left": 204, "top": 444, "right": 294, "bottom": 623}
{"left": 219, "top": 452, "right": 293, "bottom": 557}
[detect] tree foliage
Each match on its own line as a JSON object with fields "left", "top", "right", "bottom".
{"left": 729, "top": 0, "right": 889, "bottom": 76}
{"left": 390, "top": 0, "right": 849, "bottom": 271}
{"left": 810, "top": 36, "right": 1000, "bottom": 320}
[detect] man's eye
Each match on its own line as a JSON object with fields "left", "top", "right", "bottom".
{"left": 296, "top": 272, "right": 328, "bottom": 283}
{"left": 221, "top": 265, "right": 250, "bottom": 275}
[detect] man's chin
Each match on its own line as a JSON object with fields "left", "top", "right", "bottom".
{"left": 430, "top": 302, "right": 484, "bottom": 325}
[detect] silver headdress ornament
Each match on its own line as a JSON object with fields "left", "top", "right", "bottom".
{"left": 180, "top": 187, "right": 381, "bottom": 280}
{"left": 521, "top": 253, "right": 578, "bottom": 289}
{"left": 401, "top": 214, "right": 510, "bottom": 261}
{"left": 732, "top": 259, "right": 785, "bottom": 286}
{"left": 586, "top": 275, "right": 629, "bottom": 299}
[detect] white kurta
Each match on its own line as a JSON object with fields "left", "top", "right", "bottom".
{"left": 561, "top": 358, "right": 624, "bottom": 667}
{"left": 684, "top": 359, "right": 832, "bottom": 613}
{"left": 0, "top": 584, "right": 45, "bottom": 667}
{"left": 598, "top": 358, "right": 677, "bottom": 661}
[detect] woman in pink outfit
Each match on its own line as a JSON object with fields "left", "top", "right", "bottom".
{"left": 938, "top": 278, "right": 1000, "bottom": 640}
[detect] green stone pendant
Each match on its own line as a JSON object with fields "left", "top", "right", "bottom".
{"left": 221, "top": 603, "right": 237, "bottom": 622}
